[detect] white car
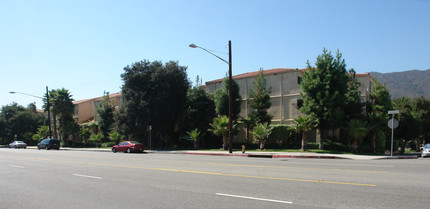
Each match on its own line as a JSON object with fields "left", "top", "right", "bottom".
{"left": 422, "top": 144, "right": 430, "bottom": 158}
{"left": 9, "top": 141, "right": 27, "bottom": 149}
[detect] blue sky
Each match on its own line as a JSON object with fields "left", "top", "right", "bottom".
{"left": 1, "top": 0, "right": 429, "bottom": 109}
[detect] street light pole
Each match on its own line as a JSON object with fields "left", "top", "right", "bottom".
{"left": 10, "top": 86, "right": 52, "bottom": 139}
{"left": 190, "top": 41, "right": 233, "bottom": 153}
{"left": 46, "top": 86, "right": 52, "bottom": 139}
{"left": 228, "top": 41, "right": 233, "bottom": 154}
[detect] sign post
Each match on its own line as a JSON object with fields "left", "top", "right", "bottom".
{"left": 388, "top": 110, "right": 399, "bottom": 156}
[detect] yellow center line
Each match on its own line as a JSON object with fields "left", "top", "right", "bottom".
{"left": 11, "top": 152, "right": 387, "bottom": 173}
{"left": 25, "top": 157, "right": 376, "bottom": 187}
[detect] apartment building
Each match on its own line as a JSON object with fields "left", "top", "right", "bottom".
{"left": 73, "top": 92, "right": 123, "bottom": 124}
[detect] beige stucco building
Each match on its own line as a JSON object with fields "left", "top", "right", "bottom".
{"left": 205, "top": 68, "right": 376, "bottom": 142}
{"left": 73, "top": 92, "right": 123, "bottom": 124}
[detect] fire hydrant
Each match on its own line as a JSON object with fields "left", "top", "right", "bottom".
{"left": 242, "top": 145, "right": 246, "bottom": 153}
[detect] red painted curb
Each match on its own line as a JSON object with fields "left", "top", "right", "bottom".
{"left": 273, "top": 155, "right": 337, "bottom": 159}
{"left": 183, "top": 152, "right": 250, "bottom": 157}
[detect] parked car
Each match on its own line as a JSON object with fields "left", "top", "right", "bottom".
{"left": 422, "top": 144, "right": 430, "bottom": 158}
{"left": 9, "top": 141, "right": 27, "bottom": 149}
{"left": 37, "top": 139, "right": 61, "bottom": 150}
{"left": 112, "top": 141, "right": 145, "bottom": 153}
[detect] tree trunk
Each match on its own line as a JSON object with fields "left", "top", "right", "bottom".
{"left": 301, "top": 132, "right": 307, "bottom": 151}
{"left": 222, "top": 135, "right": 227, "bottom": 150}
{"left": 260, "top": 139, "right": 265, "bottom": 150}
{"left": 53, "top": 114, "right": 58, "bottom": 139}
{"left": 318, "top": 129, "right": 324, "bottom": 149}
{"left": 372, "top": 133, "right": 376, "bottom": 153}
{"left": 353, "top": 139, "right": 357, "bottom": 153}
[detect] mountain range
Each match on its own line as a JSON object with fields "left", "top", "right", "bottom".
{"left": 370, "top": 69, "right": 430, "bottom": 99}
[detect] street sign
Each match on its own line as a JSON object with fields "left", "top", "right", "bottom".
{"left": 388, "top": 119, "right": 399, "bottom": 129}
{"left": 388, "top": 110, "right": 399, "bottom": 114}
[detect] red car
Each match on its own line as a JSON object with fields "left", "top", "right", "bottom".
{"left": 112, "top": 141, "right": 145, "bottom": 153}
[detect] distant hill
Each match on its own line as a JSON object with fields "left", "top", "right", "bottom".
{"left": 370, "top": 69, "right": 430, "bottom": 99}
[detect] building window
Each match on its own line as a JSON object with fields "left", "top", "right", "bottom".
{"left": 297, "top": 77, "right": 302, "bottom": 85}
{"left": 297, "top": 99, "right": 303, "bottom": 110}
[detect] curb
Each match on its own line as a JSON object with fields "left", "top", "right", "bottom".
{"left": 182, "top": 152, "right": 340, "bottom": 159}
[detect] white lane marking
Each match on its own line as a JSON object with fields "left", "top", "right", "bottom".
{"left": 72, "top": 174, "right": 102, "bottom": 180}
{"left": 216, "top": 193, "right": 293, "bottom": 204}
{"left": 10, "top": 165, "right": 24, "bottom": 168}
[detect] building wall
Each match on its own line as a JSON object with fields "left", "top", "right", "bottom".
{"left": 205, "top": 69, "right": 375, "bottom": 143}
{"left": 73, "top": 93, "right": 123, "bottom": 124}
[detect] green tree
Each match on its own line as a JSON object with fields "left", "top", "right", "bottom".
{"left": 97, "top": 92, "right": 115, "bottom": 139}
{"left": 240, "top": 116, "right": 255, "bottom": 145}
{"left": 291, "top": 115, "right": 317, "bottom": 151}
{"left": 344, "top": 69, "right": 364, "bottom": 121}
{"left": 109, "top": 131, "right": 121, "bottom": 144}
{"left": 343, "top": 120, "right": 368, "bottom": 153}
{"left": 250, "top": 123, "right": 274, "bottom": 150}
{"left": 208, "top": 115, "right": 229, "bottom": 150}
{"left": 393, "top": 97, "right": 421, "bottom": 154}
{"left": 44, "top": 89, "right": 58, "bottom": 139}
{"left": 187, "top": 128, "right": 201, "bottom": 149}
{"left": 365, "top": 81, "right": 392, "bottom": 153}
{"left": 185, "top": 84, "right": 216, "bottom": 145}
{"left": 300, "top": 49, "right": 349, "bottom": 149}
{"left": 249, "top": 70, "right": 272, "bottom": 124}
{"left": 0, "top": 103, "right": 44, "bottom": 144}
{"left": 116, "top": 60, "right": 190, "bottom": 146}
{"left": 412, "top": 96, "right": 430, "bottom": 150}
{"left": 214, "top": 77, "right": 242, "bottom": 121}
{"left": 52, "top": 88, "right": 76, "bottom": 142}
{"left": 91, "top": 133, "right": 103, "bottom": 147}
{"left": 80, "top": 128, "right": 91, "bottom": 144}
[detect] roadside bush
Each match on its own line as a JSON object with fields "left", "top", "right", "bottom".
{"left": 101, "top": 142, "right": 115, "bottom": 148}
{"left": 268, "top": 125, "right": 300, "bottom": 149}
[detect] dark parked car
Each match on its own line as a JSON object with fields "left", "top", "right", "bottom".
{"left": 9, "top": 141, "right": 27, "bottom": 149}
{"left": 112, "top": 141, "right": 145, "bottom": 153}
{"left": 37, "top": 139, "right": 60, "bottom": 150}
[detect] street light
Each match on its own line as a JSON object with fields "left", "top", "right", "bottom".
{"left": 10, "top": 86, "right": 52, "bottom": 139}
{"left": 190, "top": 41, "right": 233, "bottom": 153}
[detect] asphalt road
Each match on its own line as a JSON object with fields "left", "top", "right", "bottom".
{"left": 1, "top": 148, "right": 430, "bottom": 209}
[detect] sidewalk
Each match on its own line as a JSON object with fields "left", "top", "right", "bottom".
{"left": 23, "top": 146, "right": 419, "bottom": 160}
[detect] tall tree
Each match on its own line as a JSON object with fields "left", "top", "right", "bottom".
{"left": 0, "top": 103, "right": 44, "bottom": 144}
{"left": 52, "top": 88, "right": 75, "bottom": 141}
{"left": 344, "top": 69, "right": 364, "bottom": 121}
{"left": 249, "top": 70, "right": 272, "bottom": 125}
{"left": 393, "top": 97, "right": 421, "bottom": 154}
{"left": 185, "top": 84, "right": 216, "bottom": 143}
{"left": 116, "top": 60, "right": 190, "bottom": 146}
{"left": 97, "top": 92, "right": 115, "bottom": 139}
{"left": 300, "top": 49, "right": 349, "bottom": 149}
{"left": 365, "top": 81, "right": 392, "bottom": 153}
{"left": 412, "top": 96, "right": 430, "bottom": 150}
{"left": 214, "top": 77, "right": 242, "bottom": 121}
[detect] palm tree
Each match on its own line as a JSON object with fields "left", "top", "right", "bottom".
{"left": 209, "top": 115, "right": 229, "bottom": 150}
{"left": 53, "top": 88, "right": 75, "bottom": 141}
{"left": 240, "top": 116, "right": 255, "bottom": 145}
{"left": 344, "top": 119, "right": 368, "bottom": 153}
{"left": 365, "top": 111, "right": 386, "bottom": 153}
{"left": 292, "top": 115, "right": 316, "bottom": 151}
{"left": 187, "top": 128, "right": 201, "bottom": 149}
{"left": 109, "top": 131, "right": 121, "bottom": 145}
{"left": 250, "top": 123, "right": 273, "bottom": 150}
